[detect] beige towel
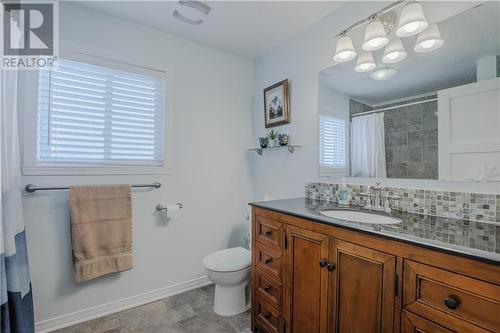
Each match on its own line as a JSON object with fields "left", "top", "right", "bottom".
{"left": 69, "top": 185, "right": 133, "bottom": 283}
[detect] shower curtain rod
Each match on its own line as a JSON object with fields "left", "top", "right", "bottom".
{"left": 350, "top": 97, "right": 437, "bottom": 118}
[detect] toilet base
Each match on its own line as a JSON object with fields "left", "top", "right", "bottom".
{"left": 213, "top": 280, "right": 250, "bottom": 316}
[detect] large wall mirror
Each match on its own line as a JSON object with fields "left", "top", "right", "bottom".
{"left": 318, "top": 1, "right": 500, "bottom": 181}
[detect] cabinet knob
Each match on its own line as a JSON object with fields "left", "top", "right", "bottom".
{"left": 327, "top": 263, "right": 336, "bottom": 271}
{"left": 444, "top": 296, "right": 459, "bottom": 310}
{"left": 264, "top": 286, "right": 273, "bottom": 292}
{"left": 319, "top": 259, "right": 327, "bottom": 267}
{"left": 264, "top": 313, "right": 272, "bottom": 320}
{"left": 264, "top": 258, "right": 273, "bottom": 265}
{"left": 265, "top": 230, "right": 273, "bottom": 237}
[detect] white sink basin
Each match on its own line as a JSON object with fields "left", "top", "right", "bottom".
{"left": 320, "top": 209, "right": 401, "bottom": 225}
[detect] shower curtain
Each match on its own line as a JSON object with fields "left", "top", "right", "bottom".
{"left": 1, "top": 66, "right": 35, "bottom": 332}
{"left": 351, "top": 113, "right": 387, "bottom": 178}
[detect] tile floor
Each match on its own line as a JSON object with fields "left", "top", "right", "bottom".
{"left": 54, "top": 285, "right": 251, "bottom": 333}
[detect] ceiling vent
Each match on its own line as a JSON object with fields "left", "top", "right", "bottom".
{"left": 173, "top": 1, "right": 211, "bottom": 25}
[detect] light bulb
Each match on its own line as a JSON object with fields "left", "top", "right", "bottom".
{"left": 386, "top": 51, "right": 400, "bottom": 60}
{"left": 401, "top": 21, "right": 421, "bottom": 34}
{"left": 359, "top": 63, "right": 372, "bottom": 70}
{"left": 337, "top": 50, "right": 355, "bottom": 60}
{"left": 420, "top": 39, "right": 436, "bottom": 49}
{"left": 366, "top": 37, "right": 387, "bottom": 49}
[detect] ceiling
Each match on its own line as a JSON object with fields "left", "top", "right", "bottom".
{"left": 320, "top": 1, "right": 500, "bottom": 105}
{"left": 75, "top": 1, "right": 344, "bottom": 59}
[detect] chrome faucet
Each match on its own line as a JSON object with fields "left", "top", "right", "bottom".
{"left": 361, "top": 182, "right": 400, "bottom": 214}
{"left": 372, "top": 182, "right": 384, "bottom": 210}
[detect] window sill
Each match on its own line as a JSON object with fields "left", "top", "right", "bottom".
{"left": 320, "top": 168, "right": 348, "bottom": 177}
{"left": 21, "top": 165, "right": 172, "bottom": 176}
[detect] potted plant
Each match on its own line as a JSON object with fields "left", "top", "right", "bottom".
{"left": 267, "top": 129, "right": 279, "bottom": 147}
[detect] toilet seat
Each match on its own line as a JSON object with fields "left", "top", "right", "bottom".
{"left": 203, "top": 247, "right": 251, "bottom": 272}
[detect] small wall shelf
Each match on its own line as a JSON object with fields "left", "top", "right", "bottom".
{"left": 249, "top": 144, "right": 303, "bottom": 156}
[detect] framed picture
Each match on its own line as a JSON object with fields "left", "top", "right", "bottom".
{"left": 263, "top": 79, "right": 290, "bottom": 128}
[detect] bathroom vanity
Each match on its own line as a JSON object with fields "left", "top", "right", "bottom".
{"left": 249, "top": 198, "right": 500, "bottom": 333}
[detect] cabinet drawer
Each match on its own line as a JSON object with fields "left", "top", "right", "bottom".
{"left": 255, "top": 295, "right": 283, "bottom": 333}
{"left": 255, "top": 242, "right": 283, "bottom": 281}
{"left": 255, "top": 216, "right": 283, "bottom": 250}
{"left": 403, "top": 260, "right": 500, "bottom": 332}
{"left": 402, "top": 310, "right": 455, "bottom": 333}
{"left": 255, "top": 270, "right": 282, "bottom": 310}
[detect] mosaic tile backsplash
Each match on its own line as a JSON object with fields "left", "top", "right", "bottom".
{"left": 305, "top": 182, "right": 500, "bottom": 224}
{"left": 302, "top": 198, "right": 499, "bottom": 254}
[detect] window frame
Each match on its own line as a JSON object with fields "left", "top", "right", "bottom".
{"left": 318, "top": 107, "right": 350, "bottom": 177}
{"left": 21, "top": 47, "right": 172, "bottom": 176}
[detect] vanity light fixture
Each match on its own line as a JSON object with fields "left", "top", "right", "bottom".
{"left": 362, "top": 18, "right": 389, "bottom": 51}
{"left": 354, "top": 52, "right": 376, "bottom": 72}
{"left": 414, "top": 23, "right": 443, "bottom": 53}
{"left": 396, "top": 1, "right": 428, "bottom": 37}
{"left": 332, "top": 1, "right": 440, "bottom": 79}
{"left": 370, "top": 67, "right": 397, "bottom": 81}
{"left": 333, "top": 35, "right": 357, "bottom": 62}
{"left": 382, "top": 39, "right": 407, "bottom": 63}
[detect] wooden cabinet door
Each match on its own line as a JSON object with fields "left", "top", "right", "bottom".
{"left": 284, "top": 225, "right": 330, "bottom": 333}
{"left": 329, "top": 239, "right": 396, "bottom": 333}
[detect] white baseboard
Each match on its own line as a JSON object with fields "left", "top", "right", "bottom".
{"left": 35, "top": 275, "right": 211, "bottom": 333}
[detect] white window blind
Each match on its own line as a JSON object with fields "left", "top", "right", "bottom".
{"left": 319, "top": 113, "right": 346, "bottom": 169}
{"left": 37, "top": 58, "right": 165, "bottom": 166}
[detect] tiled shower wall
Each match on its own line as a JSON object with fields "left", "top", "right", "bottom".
{"left": 350, "top": 96, "right": 438, "bottom": 179}
{"left": 305, "top": 182, "right": 500, "bottom": 224}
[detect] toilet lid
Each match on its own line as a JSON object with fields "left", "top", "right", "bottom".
{"left": 203, "top": 247, "right": 251, "bottom": 272}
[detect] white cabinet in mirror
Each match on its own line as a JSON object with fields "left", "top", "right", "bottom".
{"left": 317, "top": 2, "right": 500, "bottom": 182}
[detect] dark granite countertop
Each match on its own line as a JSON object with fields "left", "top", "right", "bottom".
{"left": 249, "top": 197, "right": 500, "bottom": 266}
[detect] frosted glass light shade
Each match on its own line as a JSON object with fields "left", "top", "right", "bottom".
{"left": 362, "top": 19, "right": 389, "bottom": 51}
{"left": 396, "top": 1, "right": 429, "bottom": 37}
{"left": 382, "top": 39, "right": 407, "bottom": 64}
{"left": 354, "top": 52, "right": 376, "bottom": 72}
{"left": 370, "top": 67, "right": 397, "bottom": 81}
{"left": 414, "top": 24, "right": 443, "bottom": 53}
{"left": 333, "top": 35, "right": 357, "bottom": 62}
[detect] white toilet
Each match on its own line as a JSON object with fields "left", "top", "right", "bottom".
{"left": 203, "top": 247, "right": 251, "bottom": 316}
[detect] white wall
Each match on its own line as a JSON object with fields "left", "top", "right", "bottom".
{"left": 251, "top": 1, "right": 500, "bottom": 200}
{"left": 318, "top": 84, "right": 348, "bottom": 113}
{"left": 21, "top": 3, "right": 255, "bottom": 329}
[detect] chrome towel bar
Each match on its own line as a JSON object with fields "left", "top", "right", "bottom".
{"left": 24, "top": 182, "right": 161, "bottom": 193}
